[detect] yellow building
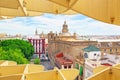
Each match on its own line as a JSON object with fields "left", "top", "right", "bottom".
{"left": 98, "top": 41, "right": 120, "bottom": 55}
{"left": 0, "top": 33, "right": 22, "bottom": 41}
{"left": 0, "top": 60, "right": 79, "bottom": 80}
{"left": 0, "top": 33, "right": 7, "bottom": 38}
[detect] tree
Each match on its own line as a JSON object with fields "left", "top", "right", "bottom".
{"left": 0, "top": 47, "right": 29, "bottom": 64}
{"left": 34, "top": 58, "right": 40, "bottom": 64}
{"left": 0, "top": 39, "right": 34, "bottom": 60}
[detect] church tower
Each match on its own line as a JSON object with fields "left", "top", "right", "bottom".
{"left": 62, "top": 21, "right": 69, "bottom": 33}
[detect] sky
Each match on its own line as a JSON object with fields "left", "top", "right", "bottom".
{"left": 0, "top": 13, "right": 120, "bottom": 35}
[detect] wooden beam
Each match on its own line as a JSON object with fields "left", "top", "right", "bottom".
{"left": 17, "top": 0, "right": 28, "bottom": 16}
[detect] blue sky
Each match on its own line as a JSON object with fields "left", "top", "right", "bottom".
{"left": 0, "top": 13, "right": 120, "bottom": 35}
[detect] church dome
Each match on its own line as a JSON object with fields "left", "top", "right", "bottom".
{"left": 61, "top": 21, "right": 71, "bottom": 36}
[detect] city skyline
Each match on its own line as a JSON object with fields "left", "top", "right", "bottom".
{"left": 0, "top": 13, "right": 120, "bottom": 35}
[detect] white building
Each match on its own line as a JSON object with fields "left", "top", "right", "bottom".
{"left": 83, "top": 45, "right": 120, "bottom": 79}
{"left": 83, "top": 45, "right": 101, "bottom": 79}
{"left": 83, "top": 45, "right": 101, "bottom": 60}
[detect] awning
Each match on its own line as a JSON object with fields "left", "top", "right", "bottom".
{"left": 79, "top": 66, "right": 83, "bottom": 76}
{"left": 0, "top": 0, "right": 120, "bottom": 25}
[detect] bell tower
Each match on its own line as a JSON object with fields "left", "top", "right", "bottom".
{"left": 62, "top": 21, "right": 69, "bottom": 33}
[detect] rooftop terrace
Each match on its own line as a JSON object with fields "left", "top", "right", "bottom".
{"left": 0, "top": 60, "right": 79, "bottom": 80}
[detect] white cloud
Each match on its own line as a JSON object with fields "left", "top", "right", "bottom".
{"left": 0, "top": 19, "right": 35, "bottom": 35}
{"left": 0, "top": 14, "right": 120, "bottom": 35}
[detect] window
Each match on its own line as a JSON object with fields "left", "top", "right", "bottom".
{"left": 84, "top": 53, "right": 88, "bottom": 58}
{"left": 64, "top": 65, "right": 67, "bottom": 69}
{"left": 110, "top": 49, "right": 112, "bottom": 53}
{"left": 97, "top": 54, "right": 100, "bottom": 57}
{"left": 68, "top": 65, "right": 71, "bottom": 68}
{"left": 104, "top": 49, "right": 106, "bottom": 52}
{"left": 116, "top": 48, "right": 117, "bottom": 52}
{"left": 94, "top": 53, "right": 96, "bottom": 56}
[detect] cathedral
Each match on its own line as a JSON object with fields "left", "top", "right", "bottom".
{"left": 47, "top": 21, "right": 97, "bottom": 62}
{"left": 48, "top": 21, "right": 77, "bottom": 41}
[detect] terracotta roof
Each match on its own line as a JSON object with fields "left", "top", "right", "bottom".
{"left": 55, "top": 52, "right": 73, "bottom": 65}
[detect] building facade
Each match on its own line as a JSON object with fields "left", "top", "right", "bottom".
{"left": 0, "top": 33, "right": 22, "bottom": 41}
{"left": 28, "top": 38, "right": 45, "bottom": 56}
{"left": 27, "top": 29, "right": 47, "bottom": 57}
{"left": 97, "top": 41, "right": 120, "bottom": 55}
{"left": 47, "top": 21, "right": 98, "bottom": 64}
{"left": 47, "top": 22, "right": 120, "bottom": 80}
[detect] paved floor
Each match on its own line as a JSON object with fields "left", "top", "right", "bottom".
{"left": 41, "top": 60, "right": 54, "bottom": 70}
